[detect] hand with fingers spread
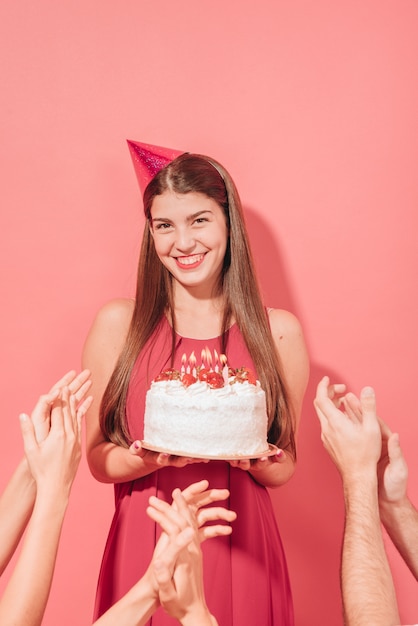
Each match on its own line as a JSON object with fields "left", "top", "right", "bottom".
{"left": 19, "top": 385, "right": 89, "bottom": 500}
{"left": 314, "top": 376, "right": 382, "bottom": 483}
{"left": 31, "top": 369, "right": 92, "bottom": 444}
{"left": 146, "top": 481, "right": 234, "bottom": 625}
{"left": 150, "top": 479, "right": 236, "bottom": 547}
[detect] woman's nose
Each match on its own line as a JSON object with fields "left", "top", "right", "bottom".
{"left": 174, "top": 227, "right": 195, "bottom": 253}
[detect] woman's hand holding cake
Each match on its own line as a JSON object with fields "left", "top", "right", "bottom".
{"left": 129, "top": 440, "right": 206, "bottom": 469}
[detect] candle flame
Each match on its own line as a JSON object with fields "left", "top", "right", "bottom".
{"left": 220, "top": 353, "right": 227, "bottom": 366}
{"left": 205, "top": 347, "right": 213, "bottom": 369}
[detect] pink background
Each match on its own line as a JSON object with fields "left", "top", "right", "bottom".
{"left": 1, "top": 1, "right": 417, "bottom": 624}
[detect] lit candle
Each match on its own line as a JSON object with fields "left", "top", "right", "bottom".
{"left": 181, "top": 353, "right": 187, "bottom": 374}
{"left": 220, "top": 354, "right": 229, "bottom": 384}
{"left": 214, "top": 349, "right": 219, "bottom": 372}
{"left": 190, "top": 351, "right": 197, "bottom": 376}
{"left": 206, "top": 348, "right": 213, "bottom": 372}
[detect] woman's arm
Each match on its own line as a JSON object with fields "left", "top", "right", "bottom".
{"left": 0, "top": 459, "right": 35, "bottom": 576}
{"left": 84, "top": 299, "right": 205, "bottom": 483}
{"left": 0, "top": 370, "right": 91, "bottom": 576}
{"left": 269, "top": 309, "right": 310, "bottom": 436}
{"left": 82, "top": 298, "right": 149, "bottom": 483}
{"left": 0, "top": 386, "right": 90, "bottom": 626}
{"left": 245, "top": 309, "right": 309, "bottom": 488}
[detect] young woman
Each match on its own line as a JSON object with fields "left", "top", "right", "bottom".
{"left": 83, "top": 151, "right": 309, "bottom": 625}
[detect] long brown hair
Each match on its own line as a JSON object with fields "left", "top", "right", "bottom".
{"left": 101, "top": 153, "right": 296, "bottom": 457}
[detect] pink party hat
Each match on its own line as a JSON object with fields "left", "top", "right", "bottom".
{"left": 127, "top": 140, "right": 184, "bottom": 195}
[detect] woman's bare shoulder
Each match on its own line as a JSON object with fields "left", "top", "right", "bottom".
{"left": 267, "top": 308, "right": 304, "bottom": 340}
{"left": 91, "top": 298, "right": 135, "bottom": 329}
{"left": 83, "top": 298, "right": 135, "bottom": 363}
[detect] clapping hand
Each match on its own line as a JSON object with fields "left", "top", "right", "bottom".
{"left": 146, "top": 480, "right": 235, "bottom": 625}
{"left": 19, "top": 370, "right": 92, "bottom": 495}
{"left": 30, "top": 369, "right": 92, "bottom": 444}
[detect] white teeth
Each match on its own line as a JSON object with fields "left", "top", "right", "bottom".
{"left": 176, "top": 254, "right": 204, "bottom": 266}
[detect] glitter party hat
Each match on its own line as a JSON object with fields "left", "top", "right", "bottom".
{"left": 127, "top": 140, "right": 184, "bottom": 195}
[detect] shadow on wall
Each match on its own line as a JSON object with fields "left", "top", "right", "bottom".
{"left": 245, "top": 205, "right": 346, "bottom": 626}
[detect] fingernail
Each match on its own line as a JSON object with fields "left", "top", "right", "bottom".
{"left": 133, "top": 440, "right": 140, "bottom": 449}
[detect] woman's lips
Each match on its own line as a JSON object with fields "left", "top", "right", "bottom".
{"left": 174, "top": 253, "right": 205, "bottom": 269}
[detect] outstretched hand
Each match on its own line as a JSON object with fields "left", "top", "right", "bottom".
{"left": 314, "top": 376, "right": 382, "bottom": 481}
{"left": 19, "top": 382, "right": 92, "bottom": 498}
{"left": 31, "top": 369, "right": 92, "bottom": 444}
{"left": 152, "top": 479, "right": 236, "bottom": 542}
{"left": 145, "top": 480, "right": 234, "bottom": 625}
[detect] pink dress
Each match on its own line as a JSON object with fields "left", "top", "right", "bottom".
{"left": 93, "top": 317, "right": 294, "bottom": 625}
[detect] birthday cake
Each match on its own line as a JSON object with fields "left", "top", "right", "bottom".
{"left": 143, "top": 351, "right": 270, "bottom": 459}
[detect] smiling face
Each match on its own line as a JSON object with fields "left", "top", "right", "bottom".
{"left": 149, "top": 190, "right": 229, "bottom": 294}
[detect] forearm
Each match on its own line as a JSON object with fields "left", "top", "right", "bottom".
{"left": 0, "top": 489, "right": 69, "bottom": 626}
{"left": 248, "top": 452, "right": 296, "bottom": 488}
{"left": 0, "top": 458, "right": 36, "bottom": 575}
{"left": 88, "top": 441, "right": 159, "bottom": 484}
{"left": 380, "top": 496, "right": 418, "bottom": 580}
{"left": 93, "top": 571, "right": 158, "bottom": 626}
{"left": 342, "top": 475, "right": 400, "bottom": 626}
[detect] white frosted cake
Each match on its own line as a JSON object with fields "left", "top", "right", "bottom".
{"left": 143, "top": 364, "right": 269, "bottom": 458}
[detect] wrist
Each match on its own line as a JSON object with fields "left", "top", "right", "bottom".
{"left": 32, "top": 487, "right": 71, "bottom": 518}
{"left": 180, "top": 607, "right": 215, "bottom": 626}
{"left": 248, "top": 454, "right": 295, "bottom": 488}
{"left": 133, "top": 569, "right": 159, "bottom": 610}
{"left": 379, "top": 493, "right": 412, "bottom": 518}
{"left": 16, "top": 456, "right": 36, "bottom": 487}
{"left": 342, "top": 470, "right": 379, "bottom": 504}
{"left": 125, "top": 446, "right": 162, "bottom": 479}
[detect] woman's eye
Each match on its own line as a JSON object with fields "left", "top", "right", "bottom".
{"left": 155, "top": 222, "right": 171, "bottom": 230}
{"left": 194, "top": 217, "right": 208, "bottom": 224}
